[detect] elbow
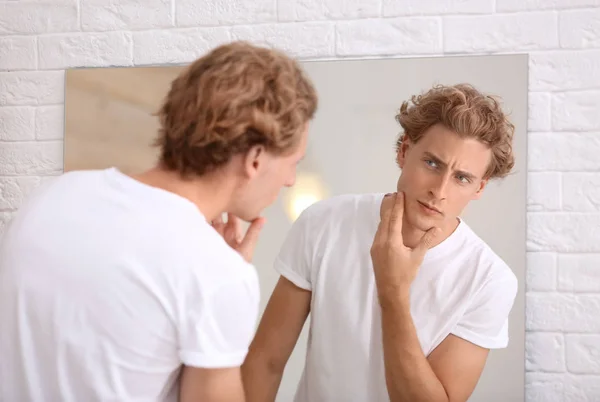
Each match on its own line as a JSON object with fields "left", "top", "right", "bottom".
{"left": 262, "top": 353, "right": 288, "bottom": 377}
{"left": 266, "top": 358, "right": 287, "bottom": 376}
{"left": 243, "top": 349, "right": 286, "bottom": 377}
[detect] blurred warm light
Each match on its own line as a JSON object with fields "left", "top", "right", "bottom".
{"left": 284, "top": 173, "right": 328, "bottom": 222}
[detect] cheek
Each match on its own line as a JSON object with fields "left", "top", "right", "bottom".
{"left": 283, "top": 164, "right": 297, "bottom": 184}
{"left": 399, "top": 166, "right": 428, "bottom": 191}
{"left": 448, "top": 188, "right": 474, "bottom": 208}
{"left": 267, "top": 166, "right": 292, "bottom": 191}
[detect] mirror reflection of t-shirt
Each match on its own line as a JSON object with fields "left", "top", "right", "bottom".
{"left": 275, "top": 193, "right": 518, "bottom": 402}
{"left": 0, "top": 167, "right": 260, "bottom": 402}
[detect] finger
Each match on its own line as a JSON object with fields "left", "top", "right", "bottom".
{"left": 379, "top": 193, "right": 395, "bottom": 219}
{"left": 212, "top": 213, "right": 224, "bottom": 226}
{"left": 414, "top": 226, "right": 441, "bottom": 257}
{"left": 225, "top": 213, "right": 242, "bottom": 243}
{"left": 238, "top": 217, "right": 266, "bottom": 261}
{"left": 376, "top": 193, "right": 396, "bottom": 241}
{"left": 388, "top": 191, "right": 405, "bottom": 239}
{"left": 211, "top": 214, "right": 225, "bottom": 235}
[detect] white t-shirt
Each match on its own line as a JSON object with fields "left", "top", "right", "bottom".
{"left": 274, "top": 193, "right": 518, "bottom": 402}
{"left": 0, "top": 167, "right": 260, "bottom": 402}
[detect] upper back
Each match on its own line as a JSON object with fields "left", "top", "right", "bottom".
{"left": 0, "top": 168, "right": 255, "bottom": 401}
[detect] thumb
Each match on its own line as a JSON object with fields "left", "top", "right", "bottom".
{"left": 414, "top": 227, "right": 441, "bottom": 257}
{"left": 238, "top": 217, "right": 266, "bottom": 262}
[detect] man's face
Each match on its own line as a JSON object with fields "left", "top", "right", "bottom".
{"left": 230, "top": 124, "right": 309, "bottom": 221}
{"left": 396, "top": 123, "right": 492, "bottom": 233}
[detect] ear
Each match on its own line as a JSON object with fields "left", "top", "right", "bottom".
{"left": 242, "top": 144, "right": 265, "bottom": 178}
{"left": 472, "top": 178, "right": 488, "bottom": 200}
{"left": 396, "top": 137, "right": 412, "bottom": 169}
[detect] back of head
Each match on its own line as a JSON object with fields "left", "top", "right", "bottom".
{"left": 395, "top": 83, "right": 515, "bottom": 179}
{"left": 154, "top": 41, "right": 318, "bottom": 178}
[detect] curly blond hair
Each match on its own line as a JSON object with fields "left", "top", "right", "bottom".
{"left": 395, "top": 83, "right": 515, "bottom": 179}
{"left": 154, "top": 41, "right": 318, "bottom": 177}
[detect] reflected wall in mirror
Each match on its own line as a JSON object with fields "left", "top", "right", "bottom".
{"left": 65, "top": 53, "right": 527, "bottom": 402}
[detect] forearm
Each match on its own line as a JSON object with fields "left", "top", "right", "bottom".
{"left": 241, "top": 354, "right": 284, "bottom": 402}
{"left": 379, "top": 290, "right": 449, "bottom": 402}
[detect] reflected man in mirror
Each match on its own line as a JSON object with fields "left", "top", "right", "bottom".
{"left": 242, "top": 84, "right": 518, "bottom": 402}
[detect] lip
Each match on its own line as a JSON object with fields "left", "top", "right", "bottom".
{"left": 418, "top": 201, "right": 442, "bottom": 215}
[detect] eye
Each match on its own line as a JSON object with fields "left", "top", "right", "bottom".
{"left": 457, "top": 175, "right": 471, "bottom": 184}
{"left": 425, "top": 159, "right": 437, "bottom": 168}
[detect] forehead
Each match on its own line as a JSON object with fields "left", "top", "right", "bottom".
{"left": 413, "top": 124, "right": 492, "bottom": 176}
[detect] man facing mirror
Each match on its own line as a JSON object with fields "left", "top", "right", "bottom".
{"left": 0, "top": 41, "right": 317, "bottom": 402}
{"left": 242, "top": 84, "right": 519, "bottom": 402}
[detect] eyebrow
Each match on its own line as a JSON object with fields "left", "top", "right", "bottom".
{"left": 423, "top": 152, "right": 477, "bottom": 180}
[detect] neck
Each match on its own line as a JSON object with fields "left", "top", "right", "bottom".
{"left": 130, "top": 164, "right": 234, "bottom": 222}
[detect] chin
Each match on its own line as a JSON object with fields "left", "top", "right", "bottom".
{"left": 237, "top": 207, "right": 264, "bottom": 223}
{"left": 406, "top": 209, "right": 439, "bottom": 232}
{"left": 411, "top": 218, "right": 437, "bottom": 233}
{"left": 236, "top": 211, "right": 257, "bottom": 222}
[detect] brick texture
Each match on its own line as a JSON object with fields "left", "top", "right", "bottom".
{"left": 1, "top": 1, "right": 600, "bottom": 400}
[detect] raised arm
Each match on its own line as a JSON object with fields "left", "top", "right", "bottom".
{"left": 242, "top": 276, "right": 311, "bottom": 402}
{"left": 378, "top": 297, "right": 490, "bottom": 402}
{"left": 372, "top": 193, "right": 517, "bottom": 402}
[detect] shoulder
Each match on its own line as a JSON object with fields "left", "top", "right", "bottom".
{"left": 17, "top": 171, "right": 98, "bottom": 206}
{"left": 458, "top": 222, "right": 518, "bottom": 295}
{"left": 165, "top": 216, "right": 259, "bottom": 296}
{"left": 296, "top": 192, "right": 383, "bottom": 229}
{"left": 304, "top": 192, "right": 382, "bottom": 214}
{"left": 282, "top": 192, "right": 383, "bottom": 250}
{"left": 273, "top": 193, "right": 382, "bottom": 282}
{"left": 43, "top": 170, "right": 107, "bottom": 190}
{"left": 172, "top": 224, "right": 260, "bottom": 368}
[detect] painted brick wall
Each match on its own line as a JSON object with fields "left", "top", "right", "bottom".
{"left": 1, "top": 0, "right": 599, "bottom": 400}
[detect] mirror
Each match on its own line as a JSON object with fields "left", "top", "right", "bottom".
{"left": 64, "top": 53, "right": 527, "bottom": 402}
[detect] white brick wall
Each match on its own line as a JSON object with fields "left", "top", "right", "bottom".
{"left": 0, "top": 1, "right": 599, "bottom": 400}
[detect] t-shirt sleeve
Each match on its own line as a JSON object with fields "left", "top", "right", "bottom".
{"left": 177, "top": 266, "right": 260, "bottom": 368}
{"left": 451, "top": 269, "right": 518, "bottom": 349}
{"left": 273, "top": 206, "right": 316, "bottom": 291}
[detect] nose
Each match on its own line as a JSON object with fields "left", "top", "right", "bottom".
{"left": 429, "top": 173, "right": 450, "bottom": 200}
